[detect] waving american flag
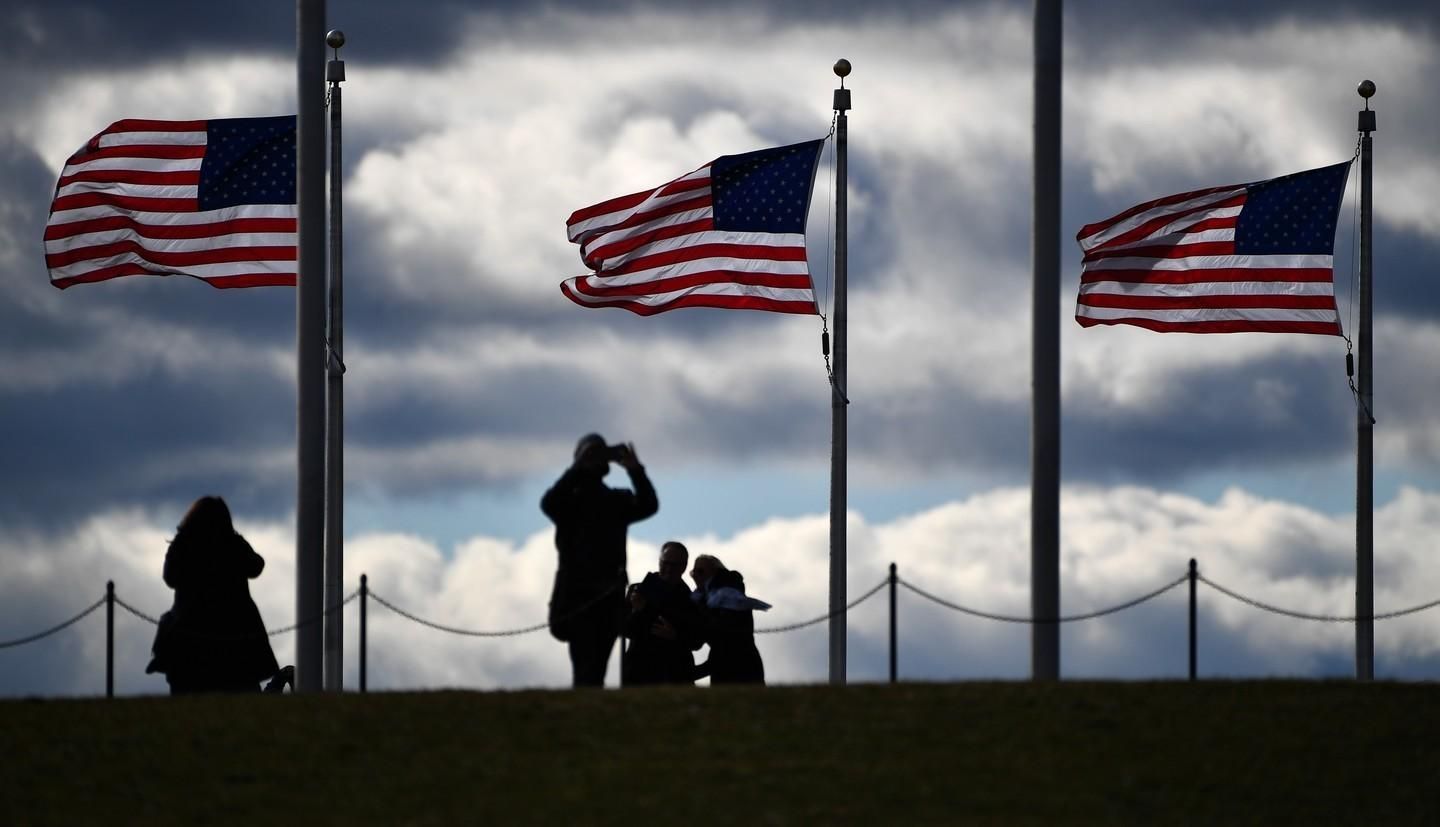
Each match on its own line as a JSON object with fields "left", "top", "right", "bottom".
{"left": 1076, "top": 161, "right": 1351, "bottom": 334}
{"left": 562, "top": 139, "right": 825, "bottom": 315}
{"left": 45, "top": 116, "right": 297, "bottom": 289}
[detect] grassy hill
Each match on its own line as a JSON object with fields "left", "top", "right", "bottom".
{"left": 2, "top": 681, "right": 1437, "bottom": 825}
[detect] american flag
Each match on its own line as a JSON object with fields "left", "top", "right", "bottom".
{"left": 562, "top": 139, "right": 824, "bottom": 315}
{"left": 1075, "top": 161, "right": 1352, "bottom": 334}
{"left": 45, "top": 116, "right": 297, "bottom": 290}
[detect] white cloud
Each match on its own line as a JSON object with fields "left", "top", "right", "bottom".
{"left": 5, "top": 483, "right": 1440, "bottom": 697}
{"left": 17, "top": 57, "right": 294, "bottom": 174}
{"left": 1069, "top": 20, "right": 1439, "bottom": 238}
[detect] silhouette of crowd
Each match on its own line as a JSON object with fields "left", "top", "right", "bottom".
{"left": 145, "top": 435, "right": 769, "bottom": 694}
{"left": 543, "top": 435, "right": 769, "bottom": 688}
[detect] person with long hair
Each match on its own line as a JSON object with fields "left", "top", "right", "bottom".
{"left": 146, "top": 496, "right": 280, "bottom": 694}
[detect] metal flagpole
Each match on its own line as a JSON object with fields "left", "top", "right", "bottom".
{"left": 295, "top": 0, "right": 328, "bottom": 693}
{"left": 322, "top": 29, "right": 347, "bottom": 693}
{"left": 1355, "top": 79, "right": 1376, "bottom": 681}
{"left": 829, "top": 59, "right": 851, "bottom": 686}
{"left": 1030, "top": 0, "right": 1062, "bottom": 681}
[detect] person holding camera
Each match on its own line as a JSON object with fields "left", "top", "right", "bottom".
{"left": 622, "top": 541, "right": 705, "bottom": 686}
{"left": 542, "top": 433, "right": 659, "bottom": 687}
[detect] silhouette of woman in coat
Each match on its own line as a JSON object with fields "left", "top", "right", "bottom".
{"left": 146, "top": 496, "right": 280, "bottom": 694}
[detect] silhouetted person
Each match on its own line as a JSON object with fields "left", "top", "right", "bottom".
{"left": 542, "top": 434, "right": 659, "bottom": 687}
{"left": 146, "top": 496, "right": 280, "bottom": 694}
{"left": 622, "top": 541, "right": 704, "bottom": 686}
{"left": 690, "top": 554, "right": 768, "bottom": 685}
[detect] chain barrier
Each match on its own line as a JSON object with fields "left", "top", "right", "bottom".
{"left": 899, "top": 573, "right": 1189, "bottom": 624}
{"left": 112, "top": 595, "right": 162, "bottom": 626}
{"left": 113, "top": 591, "right": 360, "bottom": 638}
{"left": 1198, "top": 574, "right": 1440, "bottom": 622}
{"left": 0, "top": 597, "right": 107, "bottom": 649}
{"left": 264, "top": 591, "right": 360, "bottom": 636}
{"left": 367, "top": 582, "right": 622, "bottom": 638}
{"left": 11, "top": 571, "right": 1440, "bottom": 657}
{"left": 755, "top": 577, "right": 889, "bottom": 634}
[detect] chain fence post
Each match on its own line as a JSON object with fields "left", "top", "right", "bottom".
{"left": 1188, "top": 559, "right": 1197, "bottom": 682}
{"left": 105, "top": 581, "right": 115, "bottom": 698}
{"left": 359, "top": 574, "right": 368, "bottom": 693}
{"left": 889, "top": 562, "right": 898, "bottom": 684}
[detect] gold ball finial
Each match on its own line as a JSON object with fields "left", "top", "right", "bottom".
{"left": 1357, "top": 79, "right": 1376, "bottom": 99}
{"left": 833, "top": 58, "right": 851, "bottom": 79}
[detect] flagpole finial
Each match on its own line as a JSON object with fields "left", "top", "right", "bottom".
{"left": 833, "top": 59, "right": 852, "bottom": 111}
{"left": 1357, "top": 78, "right": 1376, "bottom": 110}
{"left": 1357, "top": 80, "right": 1376, "bottom": 131}
{"left": 327, "top": 31, "right": 346, "bottom": 83}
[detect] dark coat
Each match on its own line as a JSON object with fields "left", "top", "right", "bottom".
{"left": 694, "top": 569, "right": 765, "bottom": 685}
{"left": 147, "top": 531, "right": 279, "bottom": 691}
{"left": 541, "top": 464, "right": 658, "bottom": 641}
{"left": 622, "top": 573, "right": 704, "bottom": 685}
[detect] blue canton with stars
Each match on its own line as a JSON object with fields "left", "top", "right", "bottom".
{"left": 710, "top": 139, "right": 824, "bottom": 234}
{"left": 198, "top": 115, "right": 297, "bottom": 210}
{"left": 1234, "top": 161, "right": 1351, "bottom": 255}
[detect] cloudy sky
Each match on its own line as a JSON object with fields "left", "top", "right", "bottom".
{"left": 4, "top": 0, "right": 1440, "bottom": 696}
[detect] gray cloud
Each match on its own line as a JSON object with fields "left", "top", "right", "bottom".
{"left": 2, "top": 0, "right": 1438, "bottom": 627}
{"left": 1063, "top": 351, "right": 1354, "bottom": 482}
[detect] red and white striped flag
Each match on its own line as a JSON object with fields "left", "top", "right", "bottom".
{"left": 1076, "top": 161, "right": 1352, "bottom": 334}
{"left": 45, "top": 116, "right": 297, "bottom": 289}
{"left": 562, "top": 139, "right": 824, "bottom": 315}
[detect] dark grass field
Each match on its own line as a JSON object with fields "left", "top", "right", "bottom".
{"left": 2, "top": 681, "right": 1437, "bottom": 825}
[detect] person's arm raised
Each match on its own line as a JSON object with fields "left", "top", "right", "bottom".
{"left": 616, "top": 443, "right": 658, "bottom": 521}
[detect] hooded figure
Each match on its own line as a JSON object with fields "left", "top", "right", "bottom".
{"left": 147, "top": 496, "right": 280, "bottom": 694}
{"left": 690, "top": 555, "right": 768, "bottom": 685}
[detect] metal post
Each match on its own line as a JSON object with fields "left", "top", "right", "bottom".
{"left": 1188, "top": 559, "right": 1197, "bottom": 682}
{"left": 295, "top": 0, "right": 328, "bottom": 694}
{"left": 1030, "top": 0, "right": 1063, "bottom": 682}
{"left": 829, "top": 59, "right": 852, "bottom": 686}
{"left": 106, "top": 580, "right": 115, "bottom": 698}
{"left": 1356, "top": 80, "right": 1376, "bottom": 681}
{"left": 322, "top": 29, "right": 347, "bottom": 694}
{"left": 888, "top": 562, "right": 897, "bottom": 684}
{"left": 359, "top": 573, "right": 367, "bottom": 693}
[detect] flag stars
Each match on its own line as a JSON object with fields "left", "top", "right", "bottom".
{"left": 199, "top": 116, "right": 296, "bottom": 210}
{"left": 711, "top": 140, "right": 820, "bottom": 233}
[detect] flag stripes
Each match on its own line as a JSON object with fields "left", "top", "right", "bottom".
{"left": 1075, "top": 163, "right": 1351, "bottom": 334}
{"left": 562, "top": 140, "right": 824, "bottom": 315}
{"left": 44, "top": 117, "right": 297, "bottom": 290}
